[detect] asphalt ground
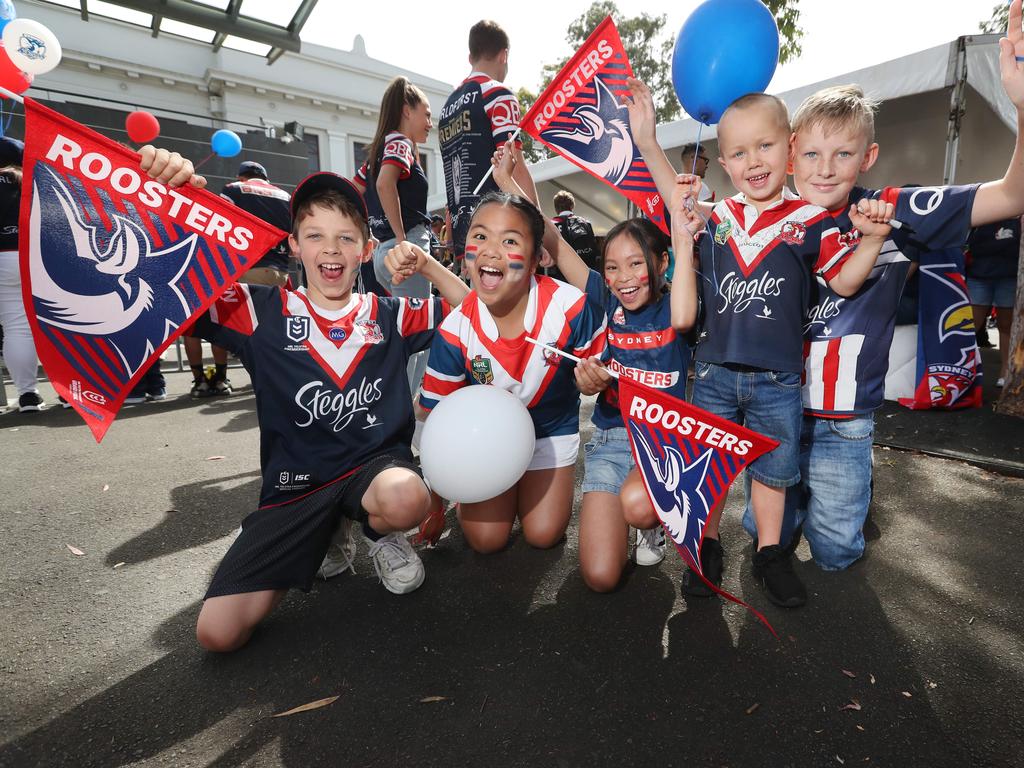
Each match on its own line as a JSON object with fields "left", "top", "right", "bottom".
{"left": 1, "top": 369, "right": 1022, "bottom": 768}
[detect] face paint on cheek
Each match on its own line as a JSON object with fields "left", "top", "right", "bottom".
{"left": 639, "top": 275, "right": 649, "bottom": 284}
{"left": 507, "top": 252, "right": 525, "bottom": 271}
{"left": 464, "top": 244, "right": 477, "bottom": 262}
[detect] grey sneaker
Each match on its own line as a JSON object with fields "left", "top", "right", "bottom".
{"left": 367, "top": 532, "right": 425, "bottom": 594}
{"left": 209, "top": 377, "right": 233, "bottom": 396}
{"left": 190, "top": 379, "right": 212, "bottom": 398}
{"left": 634, "top": 526, "right": 667, "bottom": 566}
{"left": 317, "top": 519, "right": 357, "bottom": 579}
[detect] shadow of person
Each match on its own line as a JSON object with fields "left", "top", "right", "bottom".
{"left": 104, "top": 470, "right": 261, "bottom": 567}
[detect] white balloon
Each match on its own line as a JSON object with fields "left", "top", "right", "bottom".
{"left": 419, "top": 385, "right": 536, "bottom": 504}
{"left": 3, "top": 19, "right": 62, "bottom": 76}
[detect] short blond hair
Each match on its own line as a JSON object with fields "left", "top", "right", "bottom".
{"left": 720, "top": 92, "right": 790, "bottom": 135}
{"left": 792, "top": 85, "right": 879, "bottom": 146}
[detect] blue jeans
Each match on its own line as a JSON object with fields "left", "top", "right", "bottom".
{"left": 743, "top": 413, "right": 874, "bottom": 570}
{"left": 691, "top": 361, "right": 802, "bottom": 488}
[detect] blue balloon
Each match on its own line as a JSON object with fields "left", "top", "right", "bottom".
{"left": 0, "top": 0, "right": 16, "bottom": 22}
{"left": 672, "top": 0, "right": 780, "bottom": 125}
{"left": 210, "top": 129, "right": 242, "bottom": 158}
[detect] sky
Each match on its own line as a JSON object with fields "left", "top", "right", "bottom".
{"left": 287, "top": 0, "right": 994, "bottom": 105}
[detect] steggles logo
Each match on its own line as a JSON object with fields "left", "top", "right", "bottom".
{"left": 716, "top": 271, "right": 785, "bottom": 315}
{"left": 294, "top": 377, "right": 384, "bottom": 432}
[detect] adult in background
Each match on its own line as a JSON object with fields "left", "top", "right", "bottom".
{"left": 0, "top": 138, "right": 43, "bottom": 412}
{"left": 679, "top": 142, "right": 715, "bottom": 202}
{"left": 182, "top": 160, "right": 292, "bottom": 397}
{"left": 966, "top": 216, "right": 1021, "bottom": 387}
{"left": 353, "top": 76, "right": 434, "bottom": 393}
{"left": 439, "top": 19, "right": 538, "bottom": 271}
{"left": 552, "top": 191, "right": 599, "bottom": 272}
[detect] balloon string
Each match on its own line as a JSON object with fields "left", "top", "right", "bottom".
{"left": 193, "top": 151, "right": 215, "bottom": 171}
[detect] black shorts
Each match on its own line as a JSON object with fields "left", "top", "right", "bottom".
{"left": 204, "top": 454, "right": 422, "bottom": 599}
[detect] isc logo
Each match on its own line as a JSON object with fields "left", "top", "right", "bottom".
{"left": 295, "top": 474, "right": 310, "bottom": 482}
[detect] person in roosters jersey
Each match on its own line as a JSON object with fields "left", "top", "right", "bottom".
{"left": 628, "top": 85, "right": 895, "bottom": 608}
{"left": 439, "top": 20, "right": 538, "bottom": 270}
{"left": 736, "top": 10, "right": 1024, "bottom": 574}
{"left": 180, "top": 171, "right": 469, "bottom": 652}
{"left": 539, "top": 177, "right": 703, "bottom": 593}
{"left": 417, "top": 191, "right": 606, "bottom": 555}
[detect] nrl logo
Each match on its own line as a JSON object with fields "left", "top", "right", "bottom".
{"left": 540, "top": 77, "right": 635, "bottom": 186}
{"left": 286, "top": 316, "right": 310, "bottom": 343}
{"left": 714, "top": 220, "right": 732, "bottom": 245}
{"left": 471, "top": 354, "right": 493, "bottom": 384}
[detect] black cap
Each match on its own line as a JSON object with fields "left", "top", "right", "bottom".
{"left": 237, "top": 160, "right": 268, "bottom": 179}
{"left": 430, "top": 213, "right": 444, "bottom": 224}
{"left": 0, "top": 137, "right": 24, "bottom": 167}
{"left": 290, "top": 171, "right": 368, "bottom": 224}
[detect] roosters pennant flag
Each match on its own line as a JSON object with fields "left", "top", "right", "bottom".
{"left": 899, "top": 247, "right": 982, "bottom": 410}
{"left": 18, "top": 99, "right": 286, "bottom": 441}
{"left": 618, "top": 376, "right": 780, "bottom": 633}
{"left": 521, "top": 17, "right": 667, "bottom": 233}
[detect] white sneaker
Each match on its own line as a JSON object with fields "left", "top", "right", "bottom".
{"left": 317, "top": 519, "right": 357, "bottom": 579}
{"left": 635, "top": 526, "right": 667, "bottom": 566}
{"left": 367, "top": 531, "right": 425, "bottom": 594}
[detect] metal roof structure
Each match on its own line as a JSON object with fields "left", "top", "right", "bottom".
{"left": 39, "top": 0, "right": 318, "bottom": 63}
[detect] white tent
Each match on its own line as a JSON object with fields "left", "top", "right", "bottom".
{"left": 427, "top": 33, "right": 1011, "bottom": 232}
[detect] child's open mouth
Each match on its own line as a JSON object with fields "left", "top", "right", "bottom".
{"left": 617, "top": 285, "right": 641, "bottom": 303}
{"left": 747, "top": 172, "right": 770, "bottom": 188}
{"left": 478, "top": 265, "right": 504, "bottom": 291}
{"left": 319, "top": 263, "right": 346, "bottom": 281}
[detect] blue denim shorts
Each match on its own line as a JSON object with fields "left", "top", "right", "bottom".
{"left": 691, "top": 361, "right": 802, "bottom": 488}
{"left": 966, "top": 276, "right": 1016, "bottom": 309}
{"left": 582, "top": 427, "right": 636, "bottom": 494}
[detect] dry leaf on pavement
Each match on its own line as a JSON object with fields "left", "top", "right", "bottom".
{"left": 419, "top": 696, "right": 448, "bottom": 703}
{"left": 66, "top": 544, "right": 85, "bottom": 556}
{"left": 840, "top": 699, "right": 862, "bottom": 712}
{"left": 272, "top": 696, "right": 339, "bottom": 717}
{"left": 205, "top": 456, "right": 226, "bottom": 461}
{"left": 841, "top": 669, "right": 856, "bottom": 679}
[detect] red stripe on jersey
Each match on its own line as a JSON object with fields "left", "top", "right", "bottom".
{"left": 821, "top": 337, "right": 843, "bottom": 413}
{"left": 380, "top": 157, "right": 412, "bottom": 179}
{"left": 210, "top": 283, "right": 258, "bottom": 336}
{"left": 421, "top": 372, "right": 464, "bottom": 398}
{"left": 815, "top": 229, "right": 849, "bottom": 282}
{"left": 747, "top": 199, "right": 805, "bottom": 236}
{"left": 439, "top": 326, "right": 468, "bottom": 359}
{"left": 399, "top": 298, "right": 431, "bottom": 337}
{"left": 880, "top": 187, "right": 900, "bottom": 208}
{"left": 301, "top": 330, "right": 373, "bottom": 393}
{"left": 607, "top": 327, "right": 677, "bottom": 350}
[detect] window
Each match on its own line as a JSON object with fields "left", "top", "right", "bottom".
{"left": 353, "top": 140, "right": 369, "bottom": 173}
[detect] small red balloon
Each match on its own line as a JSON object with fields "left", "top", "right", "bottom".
{"left": 0, "top": 43, "right": 30, "bottom": 95}
{"left": 125, "top": 110, "right": 160, "bottom": 144}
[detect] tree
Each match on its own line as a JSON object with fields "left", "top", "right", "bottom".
{"left": 981, "top": 2, "right": 1009, "bottom": 34}
{"left": 519, "top": 0, "right": 804, "bottom": 142}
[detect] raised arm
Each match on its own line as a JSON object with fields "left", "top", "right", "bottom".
{"left": 490, "top": 144, "right": 591, "bottom": 290}
{"left": 972, "top": 0, "right": 1024, "bottom": 225}
{"left": 828, "top": 199, "right": 896, "bottom": 297}
{"left": 385, "top": 241, "right": 469, "bottom": 306}
{"left": 625, "top": 78, "right": 680, "bottom": 210}
{"left": 668, "top": 175, "right": 702, "bottom": 331}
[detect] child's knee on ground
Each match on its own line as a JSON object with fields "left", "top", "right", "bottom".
{"left": 363, "top": 468, "right": 431, "bottom": 533}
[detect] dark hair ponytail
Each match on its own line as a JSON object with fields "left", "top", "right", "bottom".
{"left": 367, "top": 77, "right": 425, "bottom": 176}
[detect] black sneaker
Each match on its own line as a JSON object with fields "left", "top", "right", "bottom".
{"left": 18, "top": 392, "right": 44, "bottom": 412}
{"left": 682, "top": 537, "right": 724, "bottom": 598}
{"left": 752, "top": 523, "right": 803, "bottom": 558}
{"left": 752, "top": 545, "right": 807, "bottom": 608}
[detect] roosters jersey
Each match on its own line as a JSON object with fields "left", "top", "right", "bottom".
{"left": 355, "top": 131, "right": 430, "bottom": 242}
{"left": 696, "top": 188, "right": 850, "bottom": 373}
{"left": 219, "top": 178, "right": 291, "bottom": 272}
{"left": 802, "top": 184, "right": 978, "bottom": 417}
{"left": 553, "top": 212, "right": 599, "bottom": 270}
{"left": 584, "top": 271, "right": 691, "bottom": 431}
{"left": 439, "top": 73, "right": 523, "bottom": 256}
{"left": 420, "top": 275, "right": 607, "bottom": 438}
{"left": 193, "top": 285, "right": 448, "bottom": 507}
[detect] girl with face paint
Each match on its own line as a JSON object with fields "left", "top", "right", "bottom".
{"left": 415, "top": 190, "right": 610, "bottom": 555}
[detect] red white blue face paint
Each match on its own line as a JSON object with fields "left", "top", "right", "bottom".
{"left": 506, "top": 252, "right": 525, "bottom": 271}
{"left": 464, "top": 244, "right": 478, "bottom": 261}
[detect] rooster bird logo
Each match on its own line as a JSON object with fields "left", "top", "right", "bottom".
{"left": 541, "top": 77, "right": 636, "bottom": 186}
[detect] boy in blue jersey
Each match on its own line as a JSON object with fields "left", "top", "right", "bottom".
{"left": 627, "top": 81, "right": 895, "bottom": 608}
{"left": 739, "top": 2, "right": 1024, "bottom": 571}
{"left": 170, "top": 170, "right": 469, "bottom": 652}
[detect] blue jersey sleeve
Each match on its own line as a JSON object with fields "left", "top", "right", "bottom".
{"left": 882, "top": 184, "right": 979, "bottom": 256}
{"left": 418, "top": 321, "right": 468, "bottom": 410}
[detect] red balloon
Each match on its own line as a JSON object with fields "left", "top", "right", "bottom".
{"left": 0, "top": 43, "right": 31, "bottom": 95}
{"left": 125, "top": 110, "right": 160, "bottom": 144}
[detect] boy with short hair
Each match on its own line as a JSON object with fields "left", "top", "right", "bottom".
{"left": 631, "top": 86, "right": 894, "bottom": 607}
{"left": 185, "top": 171, "right": 468, "bottom": 652}
{"left": 740, "top": 4, "right": 1024, "bottom": 570}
